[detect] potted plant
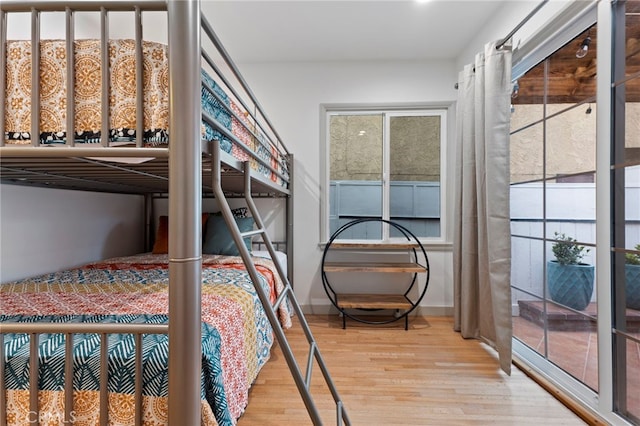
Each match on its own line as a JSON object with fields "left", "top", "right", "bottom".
{"left": 625, "top": 244, "right": 640, "bottom": 310}
{"left": 547, "top": 232, "right": 594, "bottom": 310}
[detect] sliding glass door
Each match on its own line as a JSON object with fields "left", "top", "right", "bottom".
{"left": 511, "top": 2, "right": 640, "bottom": 423}
{"left": 510, "top": 22, "right": 599, "bottom": 392}
{"left": 611, "top": 1, "right": 640, "bottom": 422}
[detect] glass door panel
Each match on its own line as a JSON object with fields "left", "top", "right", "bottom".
{"left": 511, "top": 21, "right": 600, "bottom": 407}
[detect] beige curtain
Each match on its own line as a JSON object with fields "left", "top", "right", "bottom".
{"left": 453, "top": 41, "right": 513, "bottom": 375}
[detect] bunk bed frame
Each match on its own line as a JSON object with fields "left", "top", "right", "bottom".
{"left": 0, "top": 1, "right": 350, "bottom": 425}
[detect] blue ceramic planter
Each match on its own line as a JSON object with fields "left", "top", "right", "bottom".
{"left": 547, "top": 260, "right": 594, "bottom": 311}
{"left": 626, "top": 264, "right": 640, "bottom": 310}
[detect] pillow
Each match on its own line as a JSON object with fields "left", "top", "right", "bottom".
{"left": 231, "top": 207, "right": 249, "bottom": 218}
{"left": 151, "top": 213, "right": 209, "bottom": 254}
{"left": 203, "top": 214, "right": 254, "bottom": 256}
{"left": 151, "top": 216, "right": 170, "bottom": 254}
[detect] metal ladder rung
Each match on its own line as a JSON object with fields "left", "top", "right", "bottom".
{"left": 272, "top": 284, "right": 291, "bottom": 311}
{"left": 241, "top": 228, "right": 266, "bottom": 238}
{"left": 305, "top": 342, "right": 317, "bottom": 388}
{"left": 210, "top": 142, "right": 351, "bottom": 425}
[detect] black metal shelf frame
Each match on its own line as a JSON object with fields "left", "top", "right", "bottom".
{"left": 321, "top": 218, "right": 430, "bottom": 329}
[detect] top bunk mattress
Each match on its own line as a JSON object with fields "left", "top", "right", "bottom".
{"left": 3, "top": 39, "right": 289, "bottom": 187}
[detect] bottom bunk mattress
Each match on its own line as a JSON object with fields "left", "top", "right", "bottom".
{"left": 0, "top": 253, "right": 293, "bottom": 426}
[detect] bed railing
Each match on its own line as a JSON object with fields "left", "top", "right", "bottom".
{"left": 200, "top": 16, "right": 289, "bottom": 170}
{"left": 0, "top": 322, "right": 168, "bottom": 426}
{"left": 2, "top": 1, "right": 207, "bottom": 424}
{"left": 0, "top": 1, "right": 165, "bottom": 149}
{"left": 0, "top": 1, "right": 313, "bottom": 425}
{"left": 0, "top": 0, "right": 290, "bottom": 193}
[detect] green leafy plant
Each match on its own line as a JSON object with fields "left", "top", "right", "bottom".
{"left": 551, "top": 232, "right": 590, "bottom": 265}
{"left": 626, "top": 244, "right": 640, "bottom": 265}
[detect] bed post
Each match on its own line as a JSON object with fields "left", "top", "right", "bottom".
{"left": 167, "top": 1, "right": 203, "bottom": 425}
{"left": 144, "top": 194, "right": 153, "bottom": 253}
{"left": 0, "top": 9, "right": 6, "bottom": 147}
{"left": 287, "top": 153, "right": 294, "bottom": 285}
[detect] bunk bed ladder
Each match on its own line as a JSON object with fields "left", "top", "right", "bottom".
{"left": 210, "top": 142, "right": 351, "bottom": 426}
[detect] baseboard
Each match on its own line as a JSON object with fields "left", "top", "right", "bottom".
{"left": 300, "top": 303, "right": 453, "bottom": 317}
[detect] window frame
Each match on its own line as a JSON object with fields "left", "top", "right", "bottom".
{"left": 320, "top": 104, "right": 448, "bottom": 244}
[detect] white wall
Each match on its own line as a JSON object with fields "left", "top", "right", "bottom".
{"left": 230, "top": 60, "right": 457, "bottom": 314}
{"left": 455, "top": 0, "right": 574, "bottom": 70}
{"left": 230, "top": 2, "right": 574, "bottom": 314}
{"left": 0, "top": 184, "right": 144, "bottom": 283}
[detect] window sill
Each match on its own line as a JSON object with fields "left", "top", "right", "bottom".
{"left": 318, "top": 240, "right": 452, "bottom": 251}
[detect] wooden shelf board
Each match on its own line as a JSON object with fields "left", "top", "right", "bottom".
{"left": 324, "top": 262, "right": 427, "bottom": 273}
{"left": 336, "top": 293, "right": 413, "bottom": 310}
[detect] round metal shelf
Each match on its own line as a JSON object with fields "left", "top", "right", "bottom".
{"left": 321, "top": 218, "right": 430, "bottom": 329}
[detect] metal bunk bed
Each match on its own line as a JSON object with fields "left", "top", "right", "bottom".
{"left": 0, "top": 1, "right": 350, "bottom": 425}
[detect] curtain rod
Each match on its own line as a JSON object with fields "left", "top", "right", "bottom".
{"left": 496, "top": 0, "right": 549, "bottom": 50}
{"left": 455, "top": 0, "right": 549, "bottom": 89}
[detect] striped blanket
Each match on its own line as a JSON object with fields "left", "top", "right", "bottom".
{"left": 0, "top": 254, "right": 292, "bottom": 426}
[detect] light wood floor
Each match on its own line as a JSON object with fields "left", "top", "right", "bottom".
{"left": 237, "top": 314, "right": 587, "bottom": 425}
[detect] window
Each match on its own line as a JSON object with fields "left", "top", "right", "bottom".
{"left": 322, "top": 108, "right": 446, "bottom": 242}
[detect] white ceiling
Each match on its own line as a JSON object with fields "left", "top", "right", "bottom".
{"left": 202, "top": 0, "right": 508, "bottom": 63}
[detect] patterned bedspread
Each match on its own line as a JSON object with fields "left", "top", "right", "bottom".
{"left": 3, "top": 39, "right": 289, "bottom": 186}
{"left": 0, "top": 253, "right": 292, "bottom": 426}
